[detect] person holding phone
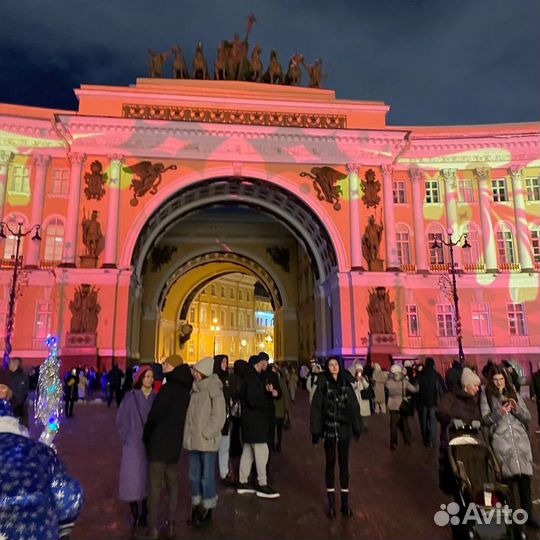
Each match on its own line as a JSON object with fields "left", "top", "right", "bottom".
{"left": 481, "top": 365, "right": 538, "bottom": 529}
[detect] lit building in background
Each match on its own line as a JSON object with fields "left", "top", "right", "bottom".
{"left": 183, "top": 273, "right": 274, "bottom": 363}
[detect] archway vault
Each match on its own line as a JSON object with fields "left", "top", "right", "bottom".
{"left": 127, "top": 176, "right": 342, "bottom": 283}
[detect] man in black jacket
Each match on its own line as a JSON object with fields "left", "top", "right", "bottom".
{"left": 259, "top": 352, "right": 282, "bottom": 452}
{"left": 416, "top": 357, "right": 446, "bottom": 448}
{"left": 143, "top": 364, "right": 193, "bottom": 538}
{"left": 237, "top": 355, "right": 280, "bottom": 499}
{"left": 8, "top": 357, "right": 29, "bottom": 427}
{"left": 444, "top": 360, "right": 462, "bottom": 394}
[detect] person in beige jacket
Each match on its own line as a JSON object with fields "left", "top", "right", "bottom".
{"left": 183, "top": 357, "right": 226, "bottom": 528}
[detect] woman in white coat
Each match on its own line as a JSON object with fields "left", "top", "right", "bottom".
{"left": 352, "top": 366, "right": 372, "bottom": 417}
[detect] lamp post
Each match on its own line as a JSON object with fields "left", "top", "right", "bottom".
{"left": 210, "top": 318, "right": 221, "bottom": 357}
{"left": 431, "top": 228, "right": 470, "bottom": 366}
{"left": 0, "top": 221, "right": 41, "bottom": 368}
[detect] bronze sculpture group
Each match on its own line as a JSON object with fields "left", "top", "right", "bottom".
{"left": 147, "top": 15, "right": 325, "bottom": 88}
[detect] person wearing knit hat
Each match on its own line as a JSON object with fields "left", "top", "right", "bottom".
{"left": 436, "top": 365, "right": 481, "bottom": 495}
{"left": 183, "top": 358, "right": 226, "bottom": 527}
{"left": 461, "top": 367, "right": 480, "bottom": 389}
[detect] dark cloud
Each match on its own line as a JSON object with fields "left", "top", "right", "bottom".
{"left": 0, "top": 0, "right": 538, "bottom": 125}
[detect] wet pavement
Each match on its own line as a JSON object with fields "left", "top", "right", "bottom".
{"left": 35, "top": 390, "right": 540, "bottom": 540}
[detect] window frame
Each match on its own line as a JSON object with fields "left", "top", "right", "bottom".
{"left": 491, "top": 178, "right": 508, "bottom": 202}
{"left": 436, "top": 304, "right": 455, "bottom": 337}
{"left": 392, "top": 180, "right": 407, "bottom": 204}
{"left": 525, "top": 177, "right": 540, "bottom": 202}
{"left": 425, "top": 180, "right": 440, "bottom": 204}
{"left": 471, "top": 303, "right": 492, "bottom": 337}
{"left": 406, "top": 304, "right": 420, "bottom": 337}
{"left": 507, "top": 303, "right": 527, "bottom": 336}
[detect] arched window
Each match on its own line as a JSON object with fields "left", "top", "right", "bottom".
{"left": 395, "top": 224, "right": 411, "bottom": 266}
{"left": 530, "top": 225, "right": 540, "bottom": 263}
{"left": 496, "top": 223, "right": 516, "bottom": 264}
{"left": 427, "top": 224, "right": 446, "bottom": 265}
{"left": 462, "top": 224, "right": 482, "bottom": 266}
{"left": 2, "top": 214, "right": 26, "bottom": 261}
{"left": 44, "top": 218, "right": 64, "bottom": 262}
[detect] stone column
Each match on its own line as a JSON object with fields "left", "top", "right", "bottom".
{"left": 382, "top": 165, "right": 399, "bottom": 270}
{"left": 103, "top": 156, "right": 124, "bottom": 268}
{"left": 0, "top": 151, "right": 13, "bottom": 223}
{"left": 509, "top": 166, "right": 533, "bottom": 271}
{"left": 441, "top": 168, "right": 461, "bottom": 266}
{"left": 409, "top": 168, "right": 428, "bottom": 272}
{"left": 25, "top": 154, "right": 50, "bottom": 268}
{"left": 61, "top": 153, "right": 85, "bottom": 266}
{"left": 474, "top": 168, "right": 497, "bottom": 272}
{"left": 347, "top": 163, "right": 364, "bottom": 270}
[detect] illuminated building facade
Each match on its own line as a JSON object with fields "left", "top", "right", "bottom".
{"left": 0, "top": 79, "right": 538, "bottom": 372}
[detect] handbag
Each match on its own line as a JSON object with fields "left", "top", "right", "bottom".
{"left": 360, "top": 385, "right": 375, "bottom": 400}
{"left": 399, "top": 381, "right": 414, "bottom": 416}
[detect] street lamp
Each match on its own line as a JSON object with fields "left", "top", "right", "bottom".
{"left": 0, "top": 221, "right": 41, "bottom": 368}
{"left": 431, "top": 228, "right": 470, "bottom": 366}
{"left": 210, "top": 318, "right": 221, "bottom": 357}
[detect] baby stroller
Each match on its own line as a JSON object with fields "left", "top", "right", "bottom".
{"left": 447, "top": 419, "right": 525, "bottom": 540}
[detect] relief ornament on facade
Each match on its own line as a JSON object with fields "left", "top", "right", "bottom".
{"left": 80, "top": 210, "right": 105, "bottom": 268}
{"left": 361, "top": 169, "right": 381, "bottom": 208}
{"left": 367, "top": 286, "right": 394, "bottom": 335}
{"left": 83, "top": 160, "right": 108, "bottom": 201}
{"left": 123, "top": 161, "right": 178, "bottom": 206}
{"left": 69, "top": 284, "right": 100, "bottom": 334}
{"left": 266, "top": 246, "right": 290, "bottom": 273}
{"left": 299, "top": 166, "right": 346, "bottom": 211}
{"left": 362, "top": 215, "right": 384, "bottom": 271}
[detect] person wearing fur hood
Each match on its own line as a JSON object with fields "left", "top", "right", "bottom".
{"left": 385, "top": 363, "right": 418, "bottom": 449}
{"left": 183, "top": 357, "right": 226, "bottom": 527}
{"left": 349, "top": 363, "right": 372, "bottom": 417}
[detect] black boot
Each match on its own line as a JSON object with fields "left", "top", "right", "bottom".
{"left": 195, "top": 508, "right": 212, "bottom": 528}
{"left": 187, "top": 505, "right": 201, "bottom": 525}
{"left": 326, "top": 490, "right": 336, "bottom": 518}
{"left": 129, "top": 501, "right": 139, "bottom": 527}
{"left": 138, "top": 499, "right": 148, "bottom": 528}
{"left": 341, "top": 490, "right": 353, "bottom": 517}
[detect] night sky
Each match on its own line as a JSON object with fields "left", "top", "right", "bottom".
{"left": 0, "top": 0, "right": 538, "bottom": 126}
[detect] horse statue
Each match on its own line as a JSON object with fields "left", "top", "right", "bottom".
{"left": 148, "top": 49, "right": 168, "bottom": 78}
{"left": 263, "top": 50, "right": 283, "bottom": 84}
{"left": 171, "top": 46, "right": 189, "bottom": 79}
{"left": 214, "top": 41, "right": 227, "bottom": 80}
{"left": 304, "top": 58, "right": 325, "bottom": 88}
{"left": 193, "top": 42, "right": 209, "bottom": 79}
{"left": 285, "top": 53, "right": 304, "bottom": 85}
{"left": 250, "top": 45, "right": 263, "bottom": 82}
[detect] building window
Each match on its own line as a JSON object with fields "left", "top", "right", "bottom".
{"left": 393, "top": 181, "right": 406, "bottom": 204}
{"left": 492, "top": 178, "right": 508, "bottom": 202}
{"left": 239, "top": 311, "right": 244, "bottom": 327}
{"left": 246, "top": 292, "right": 250, "bottom": 302}
{"left": 211, "top": 285, "right": 216, "bottom": 296}
{"left": 200, "top": 307, "right": 207, "bottom": 324}
{"left": 230, "top": 288, "right": 235, "bottom": 299}
{"left": 458, "top": 179, "right": 475, "bottom": 202}
{"left": 220, "top": 286, "right": 225, "bottom": 298}
{"left": 230, "top": 312, "right": 235, "bottom": 328}
{"left": 496, "top": 224, "right": 516, "bottom": 264}
{"left": 211, "top": 309, "right": 216, "bottom": 322}
{"left": 396, "top": 227, "right": 411, "bottom": 265}
{"left": 51, "top": 168, "right": 69, "bottom": 195}
{"left": 3, "top": 215, "right": 25, "bottom": 260}
{"left": 437, "top": 304, "right": 455, "bottom": 337}
{"left": 525, "top": 177, "right": 540, "bottom": 202}
{"left": 44, "top": 218, "right": 64, "bottom": 262}
{"left": 34, "top": 301, "right": 52, "bottom": 340}
{"left": 462, "top": 226, "right": 481, "bottom": 265}
{"left": 471, "top": 303, "right": 491, "bottom": 336}
{"left": 425, "top": 180, "right": 440, "bottom": 203}
{"left": 531, "top": 226, "right": 540, "bottom": 263}
{"left": 220, "top": 310, "right": 225, "bottom": 326}
{"left": 189, "top": 307, "right": 196, "bottom": 323}
{"left": 239, "top": 289, "right": 243, "bottom": 301}
{"left": 246, "top": 314, "right": 251, "bottom": 328}
{"left": 9, "top": 165, "right": 30, "bottom": 194}
{"left": 507, "top": 303, "right": 527, "bottom": 336}
{"left": 406, "top": 304, "right": 419, "bottom": 337}
{"left": 428, "top": 230, "right": 445, "bottom": 264}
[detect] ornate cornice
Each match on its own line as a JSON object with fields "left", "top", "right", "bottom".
{"left": 67, "top": 152, "right": 86, "bottom": 165}
{"left": 122, "top": 103, "right": 347, "bottom": 129}
{"left": 381, "top": 164, "right": 393, "bottom": 177}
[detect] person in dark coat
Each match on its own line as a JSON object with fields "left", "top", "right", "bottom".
{"left": 122, "top": 366, "right": 134, "bottom": 395}
{"left": 530, "top": 366, "right": 540, "bottom": 433}
{"left": 64, "top": 368, "right": 79, "bottom": 418}
{"left": 436, "top": 367, "right": 482, "bottom": 496}
{"left": 260, "top": 352, "right": 282, "bottom": 452}
{"left": 213, "top": 355, "right": 234, "bottom": 484}
{"left": 444, "top": 360, "right": 462, "bottom": 394}
{"left": 237, "top": 355, "right": 280, "bottom": 498}
{"left": 502, "top": 360, "right": 521, "bottom": 393}
{"left": 108, "top": 364, "right": 124, "bottom": 407}
{"left": 117, "top": 366, "right": 155, "bottom": 531}
{"left": 8, "top": 357, "right": 29, "bottom": 427}
{"left": 481, "top": 359, "right": 495, "bottom": 381}
{"left": 310, "top": 357, "right": 363, "bottom": 518}
{"left": 230, "top": 359, "right": 248, "bottom": 457}
{"left": 416, "top": 357, "right": 446, "bottom": 447}
{"left": 0, "top": 370, "right": 84, "bottom": 540}
{"left": 143, "top": 364, "right": 193, "bottom": 538}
